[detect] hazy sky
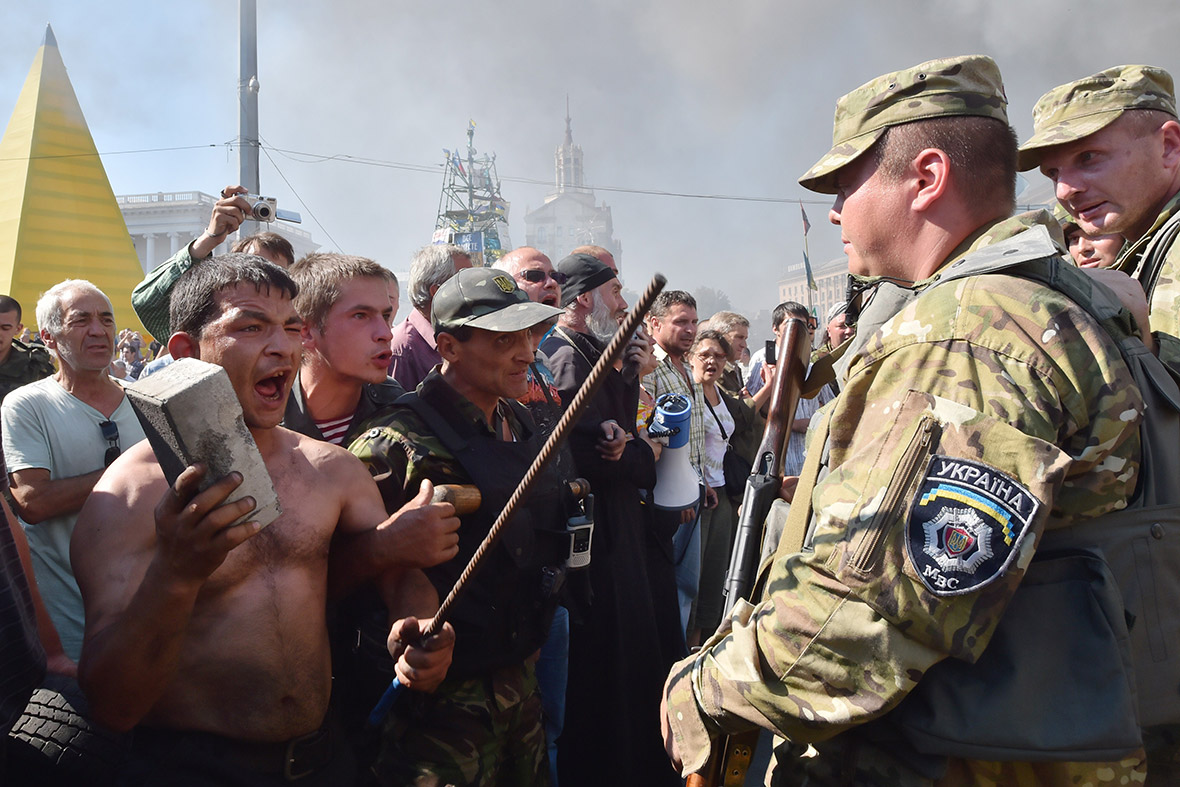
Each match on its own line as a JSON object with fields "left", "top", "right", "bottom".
{"left": 3, "top": 1, "right": 1178, "bottom": 320}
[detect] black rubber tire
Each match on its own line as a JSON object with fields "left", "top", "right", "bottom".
{"left": 5, "top": 674, "right": 129, "bottom": 786}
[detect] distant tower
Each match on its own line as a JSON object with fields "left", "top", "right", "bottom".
{"left": 555, "top": 99, "right": 585, "bottom": 193}
{"left": 433, "top": 121, "right": 512, "bottom": 266}
{"left": 524, "top": 103, "right": 622, "bottom": 267}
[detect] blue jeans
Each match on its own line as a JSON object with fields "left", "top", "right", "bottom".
{"left": 535, "top": 605, "right": 569, "bottom": 786}
{"left": 671, "top": 492, "right": 704, "bottom": 638}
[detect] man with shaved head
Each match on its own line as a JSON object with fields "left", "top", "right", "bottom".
{"left": 494, "top": 247, "right": 566, "bottom": 308}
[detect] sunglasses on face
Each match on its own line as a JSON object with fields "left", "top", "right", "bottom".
{"left": 100, "top": 420, "right": 120, "bottom": 468}
{"left": 516, "top": 269, "right": 569, "bottom": 285}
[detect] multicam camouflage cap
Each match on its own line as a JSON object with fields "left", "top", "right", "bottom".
{"left": 799, "top": 55, "right": 1009, "bottom": 194}
{"left": 1017, "top": 65, "right": 1177, "bottom": 172}
{"left": 431, "top": 266, "right": 562, "bottom": 336}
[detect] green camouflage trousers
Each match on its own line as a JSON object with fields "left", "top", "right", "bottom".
{"left": 369, "top": 662, "right": 549, "bottom": 787}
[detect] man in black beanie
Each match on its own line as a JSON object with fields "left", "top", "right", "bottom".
{"left": 540, "top": 253, "right": 682, "bottom": 787}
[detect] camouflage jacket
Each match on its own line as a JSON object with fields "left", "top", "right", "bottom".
{"left": 1113, "top": 190, "right": 1180, "bottom": 373}
{"left": 348, "top": 369, "right": 527, "bottom": 512}
{"left": 0, "top": 340, "right": 54, "bottom": 404}
{"left": 664, "top": 214, "right": 1146, "bottom": 784}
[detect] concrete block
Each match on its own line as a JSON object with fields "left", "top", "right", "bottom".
{"left": 126, "top": 357, "right": 282, "bottom": 529}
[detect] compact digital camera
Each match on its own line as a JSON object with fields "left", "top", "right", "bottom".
{"left": 244, "top": 194, "right": 278, "bottom": 222}
{"left": 241, "top": 194, "right": 302, "bottom": 224}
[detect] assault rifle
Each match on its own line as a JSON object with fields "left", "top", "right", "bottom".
{"left": 687, "top": 316, "right": 812, "bottom": 787}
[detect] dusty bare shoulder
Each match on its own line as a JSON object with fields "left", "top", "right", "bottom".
{"left": 269, "top": 427, "right": 387, "bottom": 537}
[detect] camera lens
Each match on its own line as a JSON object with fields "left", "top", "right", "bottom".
{"left": 252, "top": 202, "right": 273, "bottom": 220}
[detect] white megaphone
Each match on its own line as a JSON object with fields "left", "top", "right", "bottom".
{"left": 651, "top": 393, "right": 701, "bottom": 510}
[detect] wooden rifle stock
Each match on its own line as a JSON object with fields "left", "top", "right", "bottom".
{"left": 689, "top": 317, "right": 812, "bottom": 787}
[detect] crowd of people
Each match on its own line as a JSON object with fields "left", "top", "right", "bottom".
{"left": 0, "top": 52, "right": 1179, "bottom": 787}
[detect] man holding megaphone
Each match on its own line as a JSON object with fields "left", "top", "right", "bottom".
{"left": 642, "top": 291, "right": 707, "bottom": 644}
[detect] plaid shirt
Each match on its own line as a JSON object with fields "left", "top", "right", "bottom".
{"left": 642, "top": 346, "right": 705, "bottom": 471}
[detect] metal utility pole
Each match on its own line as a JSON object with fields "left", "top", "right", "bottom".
{"left": 239, "top": 0, "right": 260, "bottom": 236}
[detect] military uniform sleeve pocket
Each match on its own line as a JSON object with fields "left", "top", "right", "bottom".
{"left": 820, "top": 390, "right": 1072, "bottom": 643}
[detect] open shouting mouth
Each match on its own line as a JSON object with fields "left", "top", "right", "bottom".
{"left": 254, "top": 369, "right": 291, "bottom": 402}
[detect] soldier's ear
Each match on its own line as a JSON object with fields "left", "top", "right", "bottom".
{"left": 168, "top": 332, "right": 200, "bottom": 361}
{"left": 436, "top": 331, "right": 458, "bottom": 362}
{"left": 1159, "top": 119, "right": 1180, "bottom": 171}
{"left": 910, "top": 148, "right": 951, "bottom": 213}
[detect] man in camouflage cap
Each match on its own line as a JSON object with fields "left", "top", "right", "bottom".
{"left": 349, "top": 266, "right": 568, "bottom": 786}
{"left": 1019, "top": 65, "right": 1180, "bottom": 368}
{"left": 662, "top": 54, "right": 1157, "bottom": 785}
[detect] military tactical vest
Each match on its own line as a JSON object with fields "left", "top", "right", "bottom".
{"left": 1132, "top": 204, "right": 1180, "bottom": 305}
{"left": 886, "top": 229, "right": 1180, "bottom": 765}
{"left": 786, "top": 226, "right": 1180, "bottom": 763}
{"left": 401, "top": 389, "right": 569, "bottom": 681}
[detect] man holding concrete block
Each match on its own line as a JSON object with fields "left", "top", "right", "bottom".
{"left": 71, "top": 254, "right": 458, "bottom": 785}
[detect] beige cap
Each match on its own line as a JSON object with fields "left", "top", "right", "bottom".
{"left": 799, "top": 55, "right": 1009, "bottom": 194}
{"left": 1017, "top": 65, "right": 1176, "bottom": 171}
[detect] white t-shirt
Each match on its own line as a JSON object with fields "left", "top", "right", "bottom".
{"left": 1, "top": 377, "right": 146, "bottom": 660}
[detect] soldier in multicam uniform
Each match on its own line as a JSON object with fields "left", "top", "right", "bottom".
{"left": 1018, "top": 65, "right": 1180, "bottom": 371}
{"left": 350, "top": 266, "right": 568, "bottom": 787}
{"left": 660, "top": 55, "right": 1160, "bottom": 785}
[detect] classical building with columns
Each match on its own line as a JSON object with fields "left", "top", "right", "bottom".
{"left": 523, "top": 112, "right": 621, "bottom": 266}
{"left": 777, "top": 255, "right": 847, "bottom": 325}
{"left": 117, "top": 190, "right": 318, "bottom": 272}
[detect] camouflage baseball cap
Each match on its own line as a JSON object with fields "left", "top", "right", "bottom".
{"left": 1017, "top": 65, "right": 1177, "bottom": 171}
{"left": 799, "top": 55, "right": 1009, "bottom": 194}
{"left": 431, "top": 266, "right": 562, "bottom": 336}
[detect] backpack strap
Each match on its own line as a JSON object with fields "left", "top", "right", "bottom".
{"left": 1134, "top": 208, "right": 1180, "bottom": 302}
{"left": 398, "top": 391, "right": 469, "bottom": 454}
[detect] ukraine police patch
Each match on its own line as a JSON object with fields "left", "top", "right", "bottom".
{"left": 905, "top": 455, "right": 1040, "bottom": 596}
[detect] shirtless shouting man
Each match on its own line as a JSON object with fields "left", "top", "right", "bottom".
{"left": 71, "top": 254, "right": 456, "bottom": 785}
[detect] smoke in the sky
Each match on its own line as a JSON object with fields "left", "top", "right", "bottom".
{"left": 1, "top": 0, "right": 1176, "bottom": 335}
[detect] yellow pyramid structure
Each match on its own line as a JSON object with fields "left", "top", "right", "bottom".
{"left": 0, "top": 25, "right": 148, "bottom": 337}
